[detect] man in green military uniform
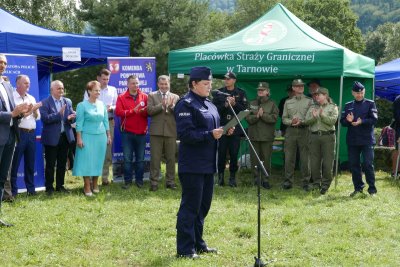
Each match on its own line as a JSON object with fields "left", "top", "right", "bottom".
{"left": 304, "top": 87, "right": 338, "bottom": 194}
{"left": 282, "top": 79, "right": 313, "bottom": 190}
{"left": 245, "top": 82, "right": 279, "bottom": 189}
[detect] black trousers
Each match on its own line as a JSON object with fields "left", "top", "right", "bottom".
{"left": 217, "top": 134, "right": 240, "bottom": 174}
{"left": 44, "top": 133, "right": 69, "bottom": 192}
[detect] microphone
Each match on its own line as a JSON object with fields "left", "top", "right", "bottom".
{"left": 212, "top": 90, "right": 231, "bottom": 97}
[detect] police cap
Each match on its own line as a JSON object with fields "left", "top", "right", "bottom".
{"left": 224, "top": 71, "right": 237, "bottom": 79}
{"left": 190, "top": 67, "right": 212, "bottom": 80}
{"left": 352, "top": 81, "right": 365, "bottom": 92}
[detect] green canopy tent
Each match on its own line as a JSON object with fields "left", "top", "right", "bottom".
{"left": 168, "top": 3, "right": 375, "bottom": 176}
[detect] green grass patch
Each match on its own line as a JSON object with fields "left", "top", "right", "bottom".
{"left": 1, "top": 168, "right": 400, "bottom": 266}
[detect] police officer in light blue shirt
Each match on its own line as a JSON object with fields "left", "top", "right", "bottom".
{"left": 174, "top": 66, "right": 232, "bottom": 259}
{"left": 340, "top": 81, "right": 378, "bottom": 197}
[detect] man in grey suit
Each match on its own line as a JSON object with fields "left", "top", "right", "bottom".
{"left": 147, "top": 75, "right": 179, "bottom": 191}
{"left": 0, "top": 54, "right": 30, "bottom": 226}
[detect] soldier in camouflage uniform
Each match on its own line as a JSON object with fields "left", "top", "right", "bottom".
{"left": 304, "top": 87, "right": 338, "bottom": 194}
{"left": 245, "top": 82, "right": 279, "bottom": 189}
{"left": 282, "top": 79, "right": 313, "bottom": 190}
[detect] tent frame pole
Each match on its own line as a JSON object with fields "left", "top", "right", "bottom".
{"left": 335, "top": 76, "right": 344, "bottom": 187}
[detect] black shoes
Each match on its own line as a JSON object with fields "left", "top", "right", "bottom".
{"left": 350, "top": 190, "right": 363, "bottom": 197}
{"left": 166, "top": 184, "right": 177, "bottom": 190}
{"left": 56, "top": 187, "right": 70, "bottom": 194}
{"left": 177, "top": 253, "right": 200, "bottom": 259}
{"left": 303, "top": 184, "right": 311, "bottom": 192}
{"left": 197, "top": 247, "right": 218, "bottom": 254}
{"left": 262, "top": 181, "right": 271, "bottom": 189}
{"left": 122, "top": 182, "right": 132, "bottom": 190}
{"left": 320, "top": 188, "right": 327, "bottom": 195}
{"left": 135, "top": 182, "right": 143, "bottom": 188}
{"left": 27, "top": 191, "right": 37, "bottom": 196}
{"left": 218, "top": 173, "right": 224, "bottom": 186}
{"left": 228, "top": 178, "right": 237, "bottom": 187}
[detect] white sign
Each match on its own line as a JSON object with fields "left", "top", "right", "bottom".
{"left": 62, "top": 47, "right": 81, "bottom": 61}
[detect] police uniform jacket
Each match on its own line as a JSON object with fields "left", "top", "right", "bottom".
{"left": 212, "top": 86, "right": 247, "bottom": 135}
{"left": 245, "top": 96, "right": 278, "bottom": 142}
{"left": 305, "top": 102, "right": 338, "bottom": 132}
{"left": 340, "top": 98, "right": 378, "bottom": 146}
{"left": 175, "top": 90, "right": 220, "bottom": 174}
{"left": 282, "top": 94, "right": 313, "bottom": 126}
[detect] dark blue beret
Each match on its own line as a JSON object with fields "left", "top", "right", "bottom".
{"left": 352, "top": 81, "right": 365, "bottom": 92}
{"left": 189, "top": 67, "right": 212, "bottom": 80}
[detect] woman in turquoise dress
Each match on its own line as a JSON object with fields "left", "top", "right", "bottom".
{"left": 73, "top": 81, "right": 111, "bottom": 196}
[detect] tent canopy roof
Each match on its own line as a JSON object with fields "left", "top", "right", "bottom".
{"left": 375, "top": 58, "right": 400, "bottom": 101}
{"left": 0, "top": 8, "right": 130, "bottom": 73}
{"left": 168, "top": 3, "right": 374, "bottom": 80}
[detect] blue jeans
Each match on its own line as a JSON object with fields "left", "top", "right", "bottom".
{"left": 121, "top": 131, "right": 146, "bottom": 184}
{"left": 10, "top": 130, "right": 36, "bottom": 195}
{"left": 348, "top": 145, "right": 377, "bottom": 193}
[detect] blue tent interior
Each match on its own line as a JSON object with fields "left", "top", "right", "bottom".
{"left": 375, "top": 58, "right": 400, "bottom": 101}
{"left": 0, "top": 8, "right": 130, "bottom": 99}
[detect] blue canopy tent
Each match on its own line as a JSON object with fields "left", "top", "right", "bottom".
{"left": 375, "top": 58, "right": 400, "bottom": 101}
{"left": 0, "top": 8, "right": 130, "bottom": 99}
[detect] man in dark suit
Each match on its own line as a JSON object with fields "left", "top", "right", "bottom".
{"left": 40, "top": 80, "right": 76, "bottom": 195}
{"left": 0, "top": 54, "right": 30, "bottom": 226}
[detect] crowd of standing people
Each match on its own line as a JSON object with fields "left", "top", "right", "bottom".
{"left": 0, "top": 55, "right": 380, "bottom": 258}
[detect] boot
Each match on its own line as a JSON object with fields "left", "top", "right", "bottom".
{"left": 229, "top": 172, "right": 237, "bottom": 187}
{"left": 218, "top": 173, "right": 224, "bottom": 186}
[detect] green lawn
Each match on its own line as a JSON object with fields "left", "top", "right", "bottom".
{"left": 1, "top": 168, "right": 399, "bottom": 267}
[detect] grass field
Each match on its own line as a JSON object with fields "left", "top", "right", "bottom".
{"left": 1, "top": 167, "right": 399, "bottom": 267}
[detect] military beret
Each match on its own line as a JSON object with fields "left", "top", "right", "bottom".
{"left": 352, "top": 81, "right": 365, "bottom": 92}
{"left": 189, "top": 67, "right": 212, "bottom": 80}
{"left": 224, "top": 71, "right": 237, "bottom": 79}
{"left": 292, "top": 79, "right": 304, "bottom": 86}
{"left": 257, "top": 82, "right": 269, "bottom": 90}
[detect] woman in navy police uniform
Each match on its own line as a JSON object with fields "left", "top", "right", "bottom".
{"left": 174, "top": 66, "right": 233, "bottom": 259}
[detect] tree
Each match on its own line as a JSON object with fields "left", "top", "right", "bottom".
{"left": 364, "top": 22, "right": 400, "bottom": 65}
{"left": 0, "top": 0, "right": 84, "bottom": 33}
{"left": 78, "top": 0, "right": 212, "bottom": 76}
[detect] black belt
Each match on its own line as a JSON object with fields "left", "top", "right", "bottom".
{"left": 311, "top": 130, "right": 335, "bottom": 136}
{"left": 19, "top": 127, "right": 35, "bottom": 133}
{"left": 108, "top": 117, "right": 114, "bottom": 121}
{"left": 290, "top": 125, "right": 307, "bottom": 129}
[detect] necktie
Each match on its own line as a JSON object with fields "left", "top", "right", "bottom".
{"left": 56, "top": 99, "right": 65, "bottom": 133}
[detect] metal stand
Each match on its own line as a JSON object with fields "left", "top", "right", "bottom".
{"left": 395, "top": 148, "right": 400, "bottom": 180}
{"left": 225, "top": 101, "right": 268, "bottom": 267}
{"left": 0, "top": 218, "right": 13, "bottom": 227}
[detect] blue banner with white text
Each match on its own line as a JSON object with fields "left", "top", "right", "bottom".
{"left": 4, "top": 54, "right": 44, "bottom": 192}
{"left": 107, "top": 57, "right": 156, "bottom": 181}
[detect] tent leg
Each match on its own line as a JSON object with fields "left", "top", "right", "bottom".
{"left": 335, "top": 76, "right": 344, "bottom": 188}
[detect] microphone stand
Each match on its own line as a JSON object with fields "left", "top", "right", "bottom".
{"left": 225, "top": 99, "right": 268, "bottom": 267}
